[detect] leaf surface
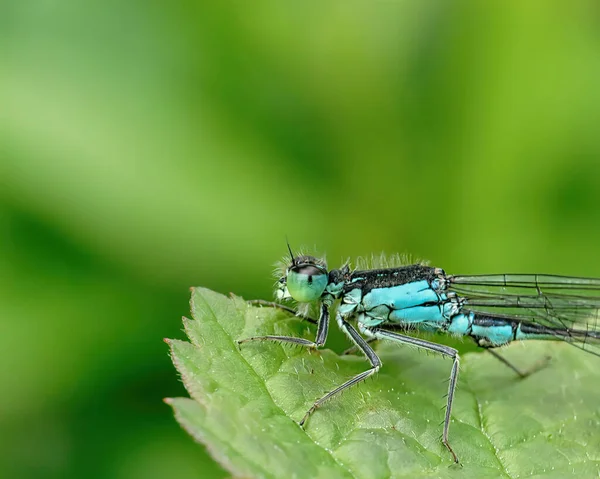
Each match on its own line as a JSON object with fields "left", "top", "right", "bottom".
{"left": 166, "top": 288, "right": 600, "bottom": 478}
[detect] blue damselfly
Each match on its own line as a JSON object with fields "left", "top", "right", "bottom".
{"left": 238, "top": 248, "right": 600, "bottom": 463}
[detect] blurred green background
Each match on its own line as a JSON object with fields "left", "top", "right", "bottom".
{"left": 2, "top": 2, "right": 600, "bottom": 478}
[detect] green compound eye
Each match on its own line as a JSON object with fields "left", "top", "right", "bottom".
{"left": 286, "top": 265, "right": 328, "bottom": 302}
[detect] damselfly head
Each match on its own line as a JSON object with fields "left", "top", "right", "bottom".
{"left": 286, "top": 255, "right": 328, "bottom": 302}
{"left": 275, "top": 254, "right": 328, "bottom": 303}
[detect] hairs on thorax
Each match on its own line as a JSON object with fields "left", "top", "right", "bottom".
{"left": 352, "top": 252, "right": 428, "bottom": 271}
{"left": 273, "top": 249, "right": 428, "bottom": 280}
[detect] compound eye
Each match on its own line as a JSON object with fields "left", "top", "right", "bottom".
{"left": 292, "top": 264, "right": 326, "bottom": 277}
{"left": 286, "top": 265, "right": 328, "bottom": 302}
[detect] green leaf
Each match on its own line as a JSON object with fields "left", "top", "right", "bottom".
{"left": 166, "top": 288, "right": 600, "bottom": 479}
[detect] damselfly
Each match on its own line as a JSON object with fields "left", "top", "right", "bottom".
{"left": 238, "top": 248, "right": 600, "bottom": 463}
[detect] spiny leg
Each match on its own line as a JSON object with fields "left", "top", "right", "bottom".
{"left": 300, "top": 311, "right": 381, "bottom": 426}
{"left": 247, "top": 299, "right": 317, "bottom": 324}
{"left": 363, "top": 327, "right": 461, "bottom": 464}
{"left": 343, "top": 337, "right": 378, "bottom": 355}
{"left": 238, "top": 303, "right": 328, "bottom": 348}
{"left": 486, "top": 348, "right": 550, "bottom": 379}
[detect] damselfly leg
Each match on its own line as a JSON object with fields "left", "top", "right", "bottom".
{"left": 247, "top": 299, "right": 317, "bottom": 324}
{"left": 486, "top": 348, "right": 551, "bottom": 378}
{"left": 300, "top": 311, "right": 381, "bottom": 426}
{"left": 361, "top": 326, "right": 461, "bottom": 464}
{"left": 343, "top": 337, "right": 378, "bottom": 355}
{"left": 238, "top": 303, "right": 329, "bottom": 348}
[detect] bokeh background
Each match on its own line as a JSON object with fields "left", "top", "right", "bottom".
{"left": 2, "top": 2, "right": 600, "bottom": 478}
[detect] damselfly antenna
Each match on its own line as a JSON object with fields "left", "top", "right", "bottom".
{"left": 286, "top": 238, "right": 296, "bottom": 267}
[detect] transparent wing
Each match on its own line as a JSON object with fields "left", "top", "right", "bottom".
{"left": 447, "top": 274, "right": 600, "bottom": 356}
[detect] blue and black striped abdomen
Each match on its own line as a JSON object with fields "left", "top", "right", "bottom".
{"left": 444, "top": 272, "right": 600, "bottom": 353}
{"left": 445, "top": 312, "right": 600, "bottom": 348}
{"left": 451, "top": 314, "right": 518, "bottom": 347}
